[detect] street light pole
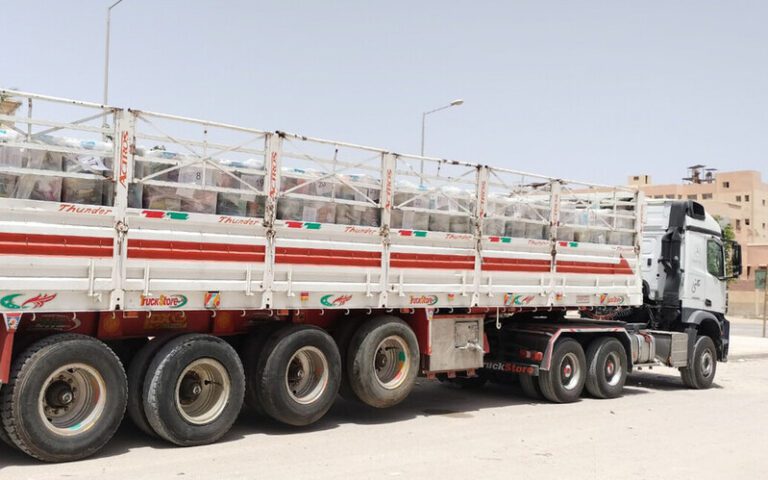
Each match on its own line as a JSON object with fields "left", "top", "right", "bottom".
{"left": 419, "top": 99, "right": 464, "bottom": 181}
{"left": 103, "top": 0, "right": 125, "bottom": 106}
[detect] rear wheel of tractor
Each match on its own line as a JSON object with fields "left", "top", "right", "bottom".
{"left": 346, "top": 316, "right": 419, "bottom": 408}
{"left": 242, "top": 323, "right": 286, "bottom": 416}
{"left": 585, "top": 337, "right": 628, "bottom": 399}
{"left": 680, "top": 335, "right": 717, "bottom": 390}
{"left": 518, "top": 373, "right": 543, "bottom": 399}
{"left": 0, "top": 334, "right": 127, "bottom": 462}
{"left": 538, "top": 338, "right": 586, "bottom": 403}
{"left": 127, "top": 333, "right": 183, "bottom": 437}
{"left": 143, "top": 334, "right": 245, "bottom": 446}
{"left": 255, "top": 325, "right": 341, "bottom": 426}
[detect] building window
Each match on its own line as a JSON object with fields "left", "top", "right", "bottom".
{"left": 687, "top": 194, "right": 697, "bottom": 200}
{"left": 763, "top": 223, "right": 766, "bottom": 230}
{"left": 633, "top": 176, "right": 639, "bottom": 180}
{"left": 745, "top": 194, "right": 750, "bottom": 201}
{"left": 702, "top": 193, "right": 713, "bottom": 199}
{"left": 665, "top": 194, "right": 675, "bottom": 199}
{"left": 677, "top": 195, "right": 683, "bottom": 199}
{"left": 736, "top": 219, "right": 741, "bottom": 229}
{"left": 746, "top": 218, "right": 751, "bottom": 226}
{"left": 723, "top": 181, "right": 730, "bottom": 188}
{"left": 736, "top": 195, "right": 742, "bottom": 202}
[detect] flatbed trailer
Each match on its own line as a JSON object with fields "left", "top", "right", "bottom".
{"left": 0, "top": 90, "right": 740, "bottom": 462}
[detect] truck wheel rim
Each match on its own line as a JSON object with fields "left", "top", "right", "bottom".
{"left": 559, "top": 352, "right": 582, "bottom": 391}
{"left": 38, "top": 363, "right": 107, "bottom": 437}
{"left": 374, "top": 336, "right": 410, "bottom": 390}
{"left": 286, "top": 347, "right": 329, "bottom": 405}
{"left": 175, "top": 358, "right": 231, "bottom": 425}
{"left": 700, "top": 350, "right": 714, "bottom": 378}
{"left": 604, "top": 352, "right": 622, "bottom": 387}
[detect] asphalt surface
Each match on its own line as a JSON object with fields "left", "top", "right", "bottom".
{"left": 1, "top": 336, "right": 767, "bottom": 480}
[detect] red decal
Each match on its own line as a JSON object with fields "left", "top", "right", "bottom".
{"left": 118, "top": 131, "right": 130, "bottom": 187}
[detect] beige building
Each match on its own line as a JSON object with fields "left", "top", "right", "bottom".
{"left": 629, "top": 169, "right": 768, "bottom": 316}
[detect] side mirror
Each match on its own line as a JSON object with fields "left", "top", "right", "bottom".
{"left": 730, "top": 241, "right": 742, "bottom": 278}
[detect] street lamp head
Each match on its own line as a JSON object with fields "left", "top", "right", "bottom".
{"left": 450, "top": 99, "right": 464, "bottom": 106}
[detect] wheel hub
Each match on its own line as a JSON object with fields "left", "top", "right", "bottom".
{"left": 38, "top": 363, "right": 107, "bottom": 436}
{"left": 46, "top": 381, "right": 75, "bottom": 408}
{"left": 174, "top": 359, "right": 231, "bottom": 426}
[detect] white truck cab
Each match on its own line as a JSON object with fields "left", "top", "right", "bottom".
{"left": 641, "top": 200, "right": 742, "bottom": 359}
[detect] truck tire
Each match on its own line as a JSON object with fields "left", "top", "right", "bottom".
{"left": 143, "top": 334, "right": 245, "bottom": 446}
{"left": 0, "top": 415, "right": 15, "bottom": 449}
{"left": 127, "top": 334, "right": 183, "bottom": 437}
{"left": 538, "top": 338, "right": 586, "bottom": 403}
{"left": 255, "top": 325, "right": 341, "bottom": 426}
{"left": 680, "top": 335, "right": 717, "bottom": 390}
{"left": 518, "top": 374, "right": 543, "bottom": 399}
{"left": 332, "top": 318, "right": 362, "bottom": 400}
{"left": 0, "top": 334, "right": 127, "bottom": 462}
{"left": 585, "top": 337, "right": 627, "bottom": 399}
{"left": 346, "top": 316, "right": 419, "bottom": 408}
{"left": 242, "top": 323, "right": 285, "bottom": 416}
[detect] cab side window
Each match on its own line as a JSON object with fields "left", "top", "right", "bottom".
{"left": 706, "top": 239, "right": 724, "bottom": 277}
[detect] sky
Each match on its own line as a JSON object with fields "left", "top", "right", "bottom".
{"left": 2, "top": 1, "right": 767, "bottom": 185}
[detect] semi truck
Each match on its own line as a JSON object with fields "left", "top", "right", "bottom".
{"left": 0, "top": 90, "right": 741, "bottom": 462}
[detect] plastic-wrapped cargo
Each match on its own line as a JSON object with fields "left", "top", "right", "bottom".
{"left": 277, "top": 167, "right": 312, "bottom": 221}
{"left": 60, "top": 154, "right": 111, "bottom": 205}
{"left": 0, "top": 139, "right": 22, "bottom": 198}
{"left": 143, "top": 184, "right": 182, "bottom": 211}
{"left": 277, "top": 168, "right": 336, "bottom": 223}
{"left": 608, "top": 206, "right": 635, "bottom": 246}
{"left": 14, "top": 149, "right": 62, "bottom": 202}
{"left": 510, "top": 200, "right": 549, "bottom": 240}
{"left": 556, "top": 207, "right": 576, "bottom": 241}
{"left": 391, "top": 181, "right": 430, "bottom": 230}
{"left": 140, "top": 147, "right": 182, "bottom": 182}
{"left": 335, "top": 174, "right": 380, "bottom": 227}
{"left": 483, "top": 194, "right": 508, "bottom": 236}
{"left": 503, "top": 199, "right": 526, "bottom": 238}
{"left": 215, "top": 158, "right": 265, "bottom": 217}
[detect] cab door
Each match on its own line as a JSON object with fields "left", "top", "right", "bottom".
{"left": 682, "top": 232, "right": 726, "bottom": 313}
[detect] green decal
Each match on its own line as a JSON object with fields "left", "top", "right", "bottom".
{"left": 167, "top": 212, "right": 189, "bottom": 220}
{"left": 414, "top": 231, "right": 427, "bottom": 237}
{"left": 0, "top": 294, "right": 22, "bottom": 309}
{"left": 305, "top": 222, "right": 321, "bottom": 230}
{"left": 501, "top": 237, "right": 511, "bottom": 243}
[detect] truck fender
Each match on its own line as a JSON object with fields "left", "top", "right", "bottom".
{"left": 681, "top": 310, "right": 725, "bottom": 360}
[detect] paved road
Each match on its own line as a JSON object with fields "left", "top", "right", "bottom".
{"left": 731, "top": 320, "right": 767, "bottom": 338}
{"left": 2, "top": 349, "right": 767, "bottom": 480}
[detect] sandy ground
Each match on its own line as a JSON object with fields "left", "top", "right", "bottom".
{"left": 1, "top": 336, "right": 767, "bottom": 480}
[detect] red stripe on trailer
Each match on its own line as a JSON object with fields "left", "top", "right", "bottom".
{"left": 482, "top": 257, "right": 551, "bottom": 272}
{"left": 390, "top": 252, "right": 475, "bottom": 270}
{"left": 555, "top": 257, "right": 633, "bottom": 275}
{"left": 275, "top": 247, "right": 381, "bottom": 267}
{"left": 0, "top": 232, "right": 113, "bottom": 257}
{"left": 128, "top": 239, "right": 266, "bottom": 262}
